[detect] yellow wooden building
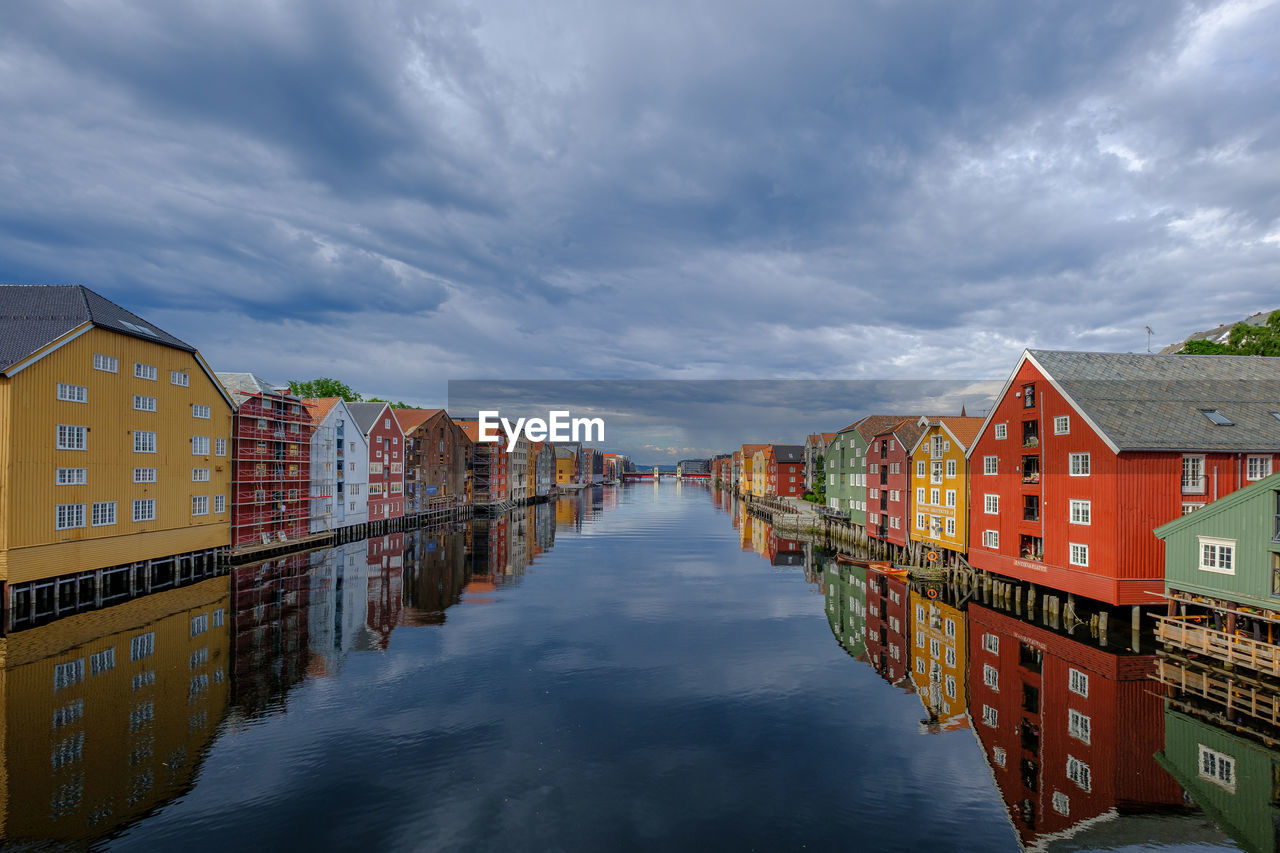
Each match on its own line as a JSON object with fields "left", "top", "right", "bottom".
{"left": 0, "top": 574, "right": 230, "bottom": 845}
{"left": 751, "top": 448, "right": 769, "bottom": 497}
{"left": 908, "top": 589, "right": 969, "bottom": 731}
{"left": 0, "top": 286, "right": 234, "bottom": 616}
{"left": 739, "top": 444, "right": 766, "bottom": 494}
{"left": 907, "top": 416, "right": 984, "bottom": 560}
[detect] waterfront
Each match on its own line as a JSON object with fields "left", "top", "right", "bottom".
{"left": 0, "top": 482, "right": 1247, "bottom": 851}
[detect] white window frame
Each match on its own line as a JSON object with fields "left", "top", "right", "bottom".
{"left": 1066, "top": 756, "right": 1092, "bottom": 792}
{"left": 170, "top": 370, "right": 190, "bottom": 387}
{"left": 215, "top": 437, "right": 227, "bottom": 456}
{"left": 133, "top": 467, "right": 156, "bottom": 483}
{"left": 133, "top": 431, "right": 157, "bottom": 453}
{"left": 192, "top": 495, "right": 209, "bottom": 516}
{"left": 945, "top": 489, "right": 956, "bottom": 507}
{"left": 984, "top": 494, "right": 999, "bottom": 514}
{"left": 1247, "top": 454, "right": 1273, "bottom": 481}
{"left": 994, "top": 423, "right": 1007, "bottom": 440}
{"left": 192, "top": 468, "right": 210, "bottom": 482}
{"left": 1182, "top": 454, "right": 1206, "bottom": 494}
{"left": 945, "top": 517, "right": 956, "bottom": 536}
{"left": 57, "top": 424, "right": 87, "bottom": 451}
{"left": 983, "top": 664, "right": 999, "bottom": 691}
{"left": 982, "top": 705, "right": 998, "bottom": 728}
{"left": 214, "top": 494, "right": 226, "bottom": 513}
{"left": 1068, "top": 708, "right": 1091, "bottom": 744}
{"left": 1068, "top": 667, "right": 1089, "bottom": 697}
{"left": 1069, "top": 499, "right": 1091, "bottom": 525}
{"left": 984, "top": 530, "right": 999, "bottom": 548}
{"left": 946, "top": 459, "right": 957, "bottom": 479}
{"left": 56, "top": 467, "right": 87, "bottom": 485}
{"left": 982, "top": 633, "right": 999, "bottom": 654}
{"left": 133, "top": 394, "right": 157, "bottom": 412}
{"left": 1069, "top": 543, "right": 1089, "bottom": 567}
{"left": 132, "top": 499, "right": 156, "bottom": 522}
{"left": 91, "top": 501, "right": 116, "bottom": 527}
{"left": 192, "top": 404, "right": 211, "bottom": 419}
{"left": 983, "top": 455, "right": 997, "bottom": 475}
{"left": 56, "top": 503, "right": 86, "bottom": 530}
{"left": 134, "top": 362, "right": 158, "bottom": 381}
{"left": 1052, "top": 791, "right": 1070, "bottom": 816}
{"left": 57, "top": 382, "right": 88, "bottom": 403}
{"left": 916, "top": 460, "right": 926, "bottom": 477}
{"left": 192, "top": 435, "right": 211, "bottom": 455}
{"left": 1069, "top": 452, "right": 1090, "bottom": 477}
{"left": 93, "top": 353, "right": 118, "bottom": 373}
{"left": 1198, "top": 744, "right": 1236, "bottom": 791}
{"left": 1054, "top": 415, "right": 1069, "bottom": 435}
{"left": 1198, "top": 536, "right": 1236, "bottom": 575}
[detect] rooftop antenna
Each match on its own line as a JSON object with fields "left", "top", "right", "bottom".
{"left": 1145, "top": 326, "right": 1154, "bottom": 353}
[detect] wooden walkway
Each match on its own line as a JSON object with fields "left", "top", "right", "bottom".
{"left": 1156, "top": 654, "right": 1280, "bottom": 728}
{"left": 1155, "top": 614, "right": 1280, "bottom": 677}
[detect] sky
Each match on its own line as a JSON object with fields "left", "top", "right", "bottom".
{"left": 2, "top": 0, "right": 1279, "bottom": 420}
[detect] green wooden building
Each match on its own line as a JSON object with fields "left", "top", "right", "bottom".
{"left": 1156, "top": 706, "right": 1280, "bottom": 853}
{"left": 823, "top": 561, "right": 867, "bottom": 660}
{"left": 823, "top": 415, "right": 908, "bottom": 529}
{"left": 1154, "top": 470, "right": 1280, "bottom": 613}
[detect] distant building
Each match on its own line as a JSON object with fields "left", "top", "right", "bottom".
{"left": 767, "top": 444, "right": 804, "bottom": 497}
{"left": 394, "top": 408, "right": 467, "bottom": 512}
{"left": 1160, "top": 309, "right": 1278, "bottom": 353}
{"left": 907, "top": 415, "right": 983, "bottom": 562}
{"left": 346, "top": 403, "right": 405, "bottom": 522}
{"left": 866, "top": 419, "right": 927, "bottom": 552}
{"left": 303, "top": 397, "right": 369, "bottom": 533}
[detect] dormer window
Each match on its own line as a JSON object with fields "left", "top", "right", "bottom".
{"left": 1201, "top": 409, "right": 1234, "bottom": 426}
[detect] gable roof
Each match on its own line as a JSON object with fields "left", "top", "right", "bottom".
{"left": 1154, "top": 469, "right": 1280, "bottom": 539}
{"left": 773, "top": 444, "right": 804, "bottom": 463}
{"left": 215, "top": 372, "right": 298, "bottom": 411}
{"left": 844, "top": 415, "right": 913, "bottom": 442}
{"left": 0, "top": 284, "right": 196, "bottom": 375}
{"left": 1027, "top": 350, "right": 1280, "bottom": 453}
{"left": 304, "top": 397, "right": 344, "bottom": 425}
{"left": 393, "top": 407, "right": 446, "bottom": 433}
{"left": 346, "top": 401, "right": 394, "bottom": 435}
{"left": 910, "top": 416, "right": 987, "bottom": 454}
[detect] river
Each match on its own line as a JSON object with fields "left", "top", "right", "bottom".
{"left": 0, "top": 482, "right": 1247, "bottom": 851}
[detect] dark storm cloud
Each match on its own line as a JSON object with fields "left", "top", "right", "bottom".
{"left": 2, "top": 0, "right": 1278, "bottom": 409}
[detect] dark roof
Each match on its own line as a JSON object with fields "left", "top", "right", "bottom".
{"left": 346, "top": 402, "right": 393, "bottom": 436}
{"left": 773, "top": 445, "right": 804, "bottom": 463}
{"left": 1028, "top": 350, "right": 1280, "bottom": 452}
{"left": 0, "top": 284, "right": 195, "bottom": 374}
{"left": 845, "top": 415, "right": 913, "bottom": 442}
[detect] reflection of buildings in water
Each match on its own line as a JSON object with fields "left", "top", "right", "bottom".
{"left": 229, "top": 553, "right": 312, "bottom": 718}
{"left": 365, "top": 534, "right": 404, "bottom": 651}
{"left": 908, "top": 590, "right": 969, "bottom": 732}
{"left": 823, "top": 562, "right": 868, "bottom": 661}
{"left": 534, "top": 501, "right": 555, "bottom": 555}
{"left": 1156, "top": 706, "right": 1280, "bottom": 853}
{"left": 0, "top": 576, "right": 230, "bottom": 846}
{"left": 401, "top": 528, "right": 469, "bottom": 626}
{"left": 768, "top": 531, "right": 805, "bottom": 568}
{"left": 555, "top": 495, "right": 580, "bottom": 530}
{"left": 967, "top": 604, "right": 1184, "bottom": 847}
{"left": 866, "top": 572, "right": 912, "bottom": 690}
{"left": 305, "top": 541, "right": 372, "bottom": 673}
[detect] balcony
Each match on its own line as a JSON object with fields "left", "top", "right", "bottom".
{"left": 1019, "top": 535, "right": 1044, "bottom": 562}
{"left": 1022, "top": 495, "right": 1040, "bottom": 522}
{"left": 1022, "top": 420, "right": 1039, "bottom": 448}
{"left": 1155, "top": 616, "right": 1280, "bottom": 678}
{"left": 1021, "top": 455, "right": 1040, "bottom": 484}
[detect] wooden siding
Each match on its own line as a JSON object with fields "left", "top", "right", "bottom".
{"left": 0, "top": 327, "right": 232, "bottom": 583}
{"left": 908, "top": 425, "right": 969, "bottom": 554}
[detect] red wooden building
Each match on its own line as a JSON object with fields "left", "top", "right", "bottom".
{"left": 454, "top": 417, "right": 509, "bottom": 504}
{"left": 216, "top": 373, "right": 317, "bottom": 548}
{"left": 866, "top": 419, "right": 926, "bottom": 550}
{"left": 967, "top": 604, "right": 1183, "bottom": 846}
{"left": 864, "top": 569, "right": 912, "bottom": 688}
{"left": 348, "top": 402, "right": 405, "bottom": 522}
{"left": 966, "top": 350, "right": 1280, "bottom": 606}
{"left": 767, "top": 444, "right": 805, "bottom": 497}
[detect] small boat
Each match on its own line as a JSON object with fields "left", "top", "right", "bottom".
{"left": 835, "top": 555, "right": 902, "bottom": 574}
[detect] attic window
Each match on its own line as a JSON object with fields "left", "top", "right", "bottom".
{"left": 119, "top": 320, "right": 157, "bottom": 337}
{"left": 1200, "top": 409, "right": 1234, "bottom": 426}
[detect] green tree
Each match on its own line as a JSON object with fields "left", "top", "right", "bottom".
{"left": 1180, "top": 311, "right": 1280, "bottom": 356}
{"left": 367, "top": 397, "right": 414, "bottom": 409}
{"left": 289, "top": 377, "right": 362, "bottom": 401}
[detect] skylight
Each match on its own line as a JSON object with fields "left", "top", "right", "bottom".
{"left": 1200, "top": 409, "right": 1234, "bottom": 426}
{"left": 119, "top": 320, "right": 157, "bottom": 337}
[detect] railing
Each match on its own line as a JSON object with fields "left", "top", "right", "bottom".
{"left": 1157, "top": 658, "right": 1280, "bottom": 726}
{"left": 1155, "top": 616, "right": 1280, "bottom": 676}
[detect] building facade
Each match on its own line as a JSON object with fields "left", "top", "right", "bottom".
{"left": 908, "top": 416, "right": 983, "bottom": 561}
{"left": 304, "top": 398, "right": 369, "bottom": 534}
{"left": 395, "top": 409, "right": 468, "bottom": 513}
{"left": 867, "top": 419, "right": 925, "bottom": 551}
{"left": 0, "top": 286, "right": 234, "bottom": 603}
{"left": 346, "top": 403, "right": 405, "bottom": 522}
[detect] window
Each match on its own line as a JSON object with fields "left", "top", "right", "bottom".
{"left": 1053, "top": 792, "right": 1070, "bottom": 816}
{"left": 1199, "top": 745, "right": 1236, "bottom": 791}
{"left": 982, "top": 705, "right": 998, "bottom": 728}
{"left": 984, "top": 494, "right": 999, "bottom": 514}
{"left": 134, "top": 431, "right": 156, "bottom": 453}
{"left": 992, "top": 747, "right": 1006, "bottom": 768}
{"left": 92, "top": 501, "right": 116, "bottom": 526}
{"left": 931, "top": 461, "right": 943, "bottom": 484}
{"left": 192, "top": 496, "right": 209, "bottom": 516}
{"left": 215, "top": 437, "right": 227, "bottom": 456}
{"left": 1069, "top": 543, "right": 1089, "bottom": 567}
{"left": 1182, "top": 502, "right": 1201, "bottom": 515}
{"left": 946, "top": 517, "right": 956, "bottom": 536}
{"left": 90, "top": 648, "right": 115, "bottom": 676}
{"left": 946, "top": 459, "right": 957, "bottom": 478}
{"left": 982, "top": 633, "right": 999, "bottom": 654}
{"left": 1069, "top": 500, "right": 1090, "bottom": 525}
{"left": 1068, "top": 667, "right": 1089, "bottom": 697}
{"left": 1054, "top": 415, "right": 1070, "bottom": 435}
{"left": 1067, "top": 756, "right": 1092, "bottom": 792}
{"left": 1069, "top": 452, "right": 1090, "bottom": 476}
{"left": 984, "top": 530, "right": 999, "bottom": 548}
{"left": 1183, "top": 455, "right": 1205, "bottom": 494}
{"left": 1022, "top": 384, "right": 1035, "bottom": 408}
{"left": 54, "top": 659, "right": 85, "bottom": 690}
{"left": 56, "top": 503, "right": 86, "bottom": 530}
{"left": 945, "top": 647, "right": 956, "bottom": 667}
{"left": 945, "top": 675, "right": 956, "bottom": 698}
{"left": 133, "top": 467, "right": 156, "bottom": 483}
{"left": 57, "top": 424, "right": 87, "bottom": 450}
{"left": 1248, "top": 455, "right": 1273, "bottom": 481}
{"left": 134, "top": 362, "right": 157, "bottom": 381}
{"left": 1200, "top": 408, "right": 1234, "bottom": 426}
{"left": 917, "top": 513, "right": 926, "bottom": 529}
{"left": 93, "top": 353, "right": 118, "bottom": 373}
{"left": 193, "top": 404, "right": 211, "bottom": 419}
{"left": 191, "top": 613, "right": 209, "bottom": 637}
{"left": 1199, "top": 537, "right": 1235, "bottom": 574}
{"left": 945, "top": 489, "right": 956, "bottom": 507}
{"left": 214, "top": 495, "right": 226, "bottom": 513}
{"left": 133, "top": 394, "right": 157, "bottom": 412}
{"left": 1068, "top": 709, "right": 1091, "bottom": 744}
{"left": 57, "top": 382, "right": 88, "bottom": 403}
{"left": 170, "top": 370, "right": 189, "bottom": 386}
{"left": 132, "top": 499, "right": 156, "bottom": 522}
{"left": 994, "top": 423, "right": 1007, "bottom": 440}
{"left": 213, "top": 608, "right": 225, "bottom": 627}
{"left": 192, "top": 468, "right": 210, "bottom": 482}
{"left": 56, "top": 467, "right": 87, "bottom": 485}
{"left": 131, "top": 632, "right": 155, "bottom": 660}
{"left": 52, "top": 699, "right": 84, "bottom": 729}
{"left": 916, "top": 487, "right": 925, "bottom": 504}
{"left": 930, "top": 488, "right": 940, "bottom": 505}
{"left": 983, "top": 664, "right": 999, "bottom": 690}
{"left": 916, "top": 657, "right": 926, "bottom": 674}
{"left": 191, "top": 436, "right": 210, "bottom": 455}
{"left": 917, "top": 460, "right": 926, "bottom": 477}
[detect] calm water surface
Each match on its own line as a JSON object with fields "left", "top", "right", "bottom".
{"left": 1, "top": 482, "right": 1249, "bottom": 851}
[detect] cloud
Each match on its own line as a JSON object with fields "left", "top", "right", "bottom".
{"left": 2, "top": 0, "right": 1278, "bottom": 422}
